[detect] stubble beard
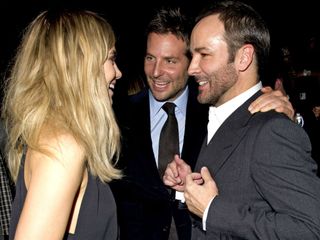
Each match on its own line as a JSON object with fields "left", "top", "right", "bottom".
{"left": 197, "top": 63, "right": 238, "bottom": 106}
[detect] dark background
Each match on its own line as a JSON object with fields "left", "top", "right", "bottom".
{"left": 0, "top": 0, "right": 319, "bottom": 93}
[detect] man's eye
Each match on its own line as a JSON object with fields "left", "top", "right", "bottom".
{"left": 167, "top": 59, "right": 176, "bottom": 64}
{"left": 200, "top": 53, "right": 209, "bottom": 57}
{"left": 145, "top": 56, "right": 154, "bottom": 61}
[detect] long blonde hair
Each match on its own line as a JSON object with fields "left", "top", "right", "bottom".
{"left": 2, "top": 9, "right": 121, "bottom": 182}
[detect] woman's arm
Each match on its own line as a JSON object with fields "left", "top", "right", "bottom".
{"left": 14, "top": 132, "right": 86, "bottom": 240}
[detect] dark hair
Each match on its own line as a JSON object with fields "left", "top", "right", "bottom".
{"left": 145, "top": 7, "right": 192, "bottom": 58}
{"left": 196, "top": 0, "right": 270, "bottom": 78}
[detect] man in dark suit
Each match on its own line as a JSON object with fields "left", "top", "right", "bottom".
{"left": 164, "top": 1, "right": 320, "bottom": 239}
{"left": 112, "top": 6, "right": 295, "bottom": 240}
{"left": 111, "top": 9, "right": 208, "bottom": 240}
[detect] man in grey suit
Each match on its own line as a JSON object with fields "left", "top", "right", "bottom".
{"left": 111, "top": 6, "right": 296, "bottom": 240}
{"left": 164, "top": 1, "right": 320, "bottom": 239}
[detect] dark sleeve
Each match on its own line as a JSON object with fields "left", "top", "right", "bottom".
{"left": 207, "top": 117, "right": 320, "bottom": 239}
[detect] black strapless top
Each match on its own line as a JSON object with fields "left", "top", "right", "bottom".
{"left": 9, "top": 151, "right": 118, "bottom": 239}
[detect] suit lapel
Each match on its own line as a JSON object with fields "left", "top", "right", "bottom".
{"left": 136, "top": 94, "right": 160, "bottom": 174}
{"left": 128, "top": 91, "right": 160, "bottom": 178}
{"left": 196, "top": 91, "right": 262, "bottom": 175}
{"left": 182, "top": 87, "right": 208, "bottom": 169}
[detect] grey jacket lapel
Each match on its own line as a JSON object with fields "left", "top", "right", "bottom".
{"left": 195, "top": 91, "right": 262, "bottom": 175}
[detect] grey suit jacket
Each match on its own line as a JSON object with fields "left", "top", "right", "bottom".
{"left": 192, "top": 91, "right": 320, "bottom": 239}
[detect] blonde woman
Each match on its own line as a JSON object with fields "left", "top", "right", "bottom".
{"left": 2, "top": 9, "right": 122, "bottom": 240}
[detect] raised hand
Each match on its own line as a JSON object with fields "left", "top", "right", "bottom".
{"left": 184, "top": 167, "right": 218, "bottom": 218}
{"left": 163, "top": 155, "right": 203, "bottom": 192}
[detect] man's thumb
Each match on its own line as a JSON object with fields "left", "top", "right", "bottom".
{"left": 175, "top": 155, "right": 187, "bottom": 167}
{"left": 201, "top": 167, "right": 212, "bottom": 182}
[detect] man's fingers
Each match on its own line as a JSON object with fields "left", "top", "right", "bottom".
{"left": 163, "top": 167, "right": 180, "bottom": 186}
{"left": 200, "top": 167, "right": 213, "bottom": 182}
{"left": 185, "top": 173, "right": 193, "bottom": 184}
{"left": 167, "top": 160, "right": 179, "bottom": 178}
{"left": 174, "top": 154, "right": 184, "bottom": 164}
{"left": 248, "top": 88, "right": 293, "bottom": 120}
{"left": 258, "top": 98, "right": 294, "bottom": 120}
{"left": 260, "top": 86, "right": 273, "bottom": 93}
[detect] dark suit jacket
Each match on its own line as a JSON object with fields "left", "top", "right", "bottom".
{"left": 192, "top": 91, "right": 320, "bottom": 239}
{"left": 111, "top": 83, "right": 208, "bottom": 240}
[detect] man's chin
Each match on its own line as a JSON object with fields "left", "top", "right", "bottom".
{"left": 152, "top": 92, "right": 170, "bottom": 102}
{"left": 197, "top": 95, "right": 210, "bottom": 105}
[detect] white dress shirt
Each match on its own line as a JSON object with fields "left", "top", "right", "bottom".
{"left": 202, "top": 82, "right": 262, "bottom": 230}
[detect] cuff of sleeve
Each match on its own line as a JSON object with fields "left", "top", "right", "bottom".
{"left": 202, "top": 196, "right": 215, "bottom": 231}
{"left": 175, "top": 191, "right": 185, "bottom": 202}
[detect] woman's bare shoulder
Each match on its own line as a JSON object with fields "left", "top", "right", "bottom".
{"left": 28, "top": 126, "right": 86, "bottom": 170}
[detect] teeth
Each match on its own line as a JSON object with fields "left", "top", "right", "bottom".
{"left": 155, "top": 81, "right": 168, "bottom": 85}
{"left": 199, "top": 81, "right": 208, "bottom": 86}
{"left": 154, "top": 81, "right": 169, "bottom": 88}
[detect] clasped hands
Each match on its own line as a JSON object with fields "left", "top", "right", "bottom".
{"left": 163, "top": 155, "right": 218, "bottom": 218}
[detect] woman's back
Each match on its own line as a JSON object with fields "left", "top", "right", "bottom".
{"left": 10, "top": 133, "right": 118, "bottom": 239}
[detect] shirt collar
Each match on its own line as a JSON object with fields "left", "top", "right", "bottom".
{"left": 209, "top": 82, "right": 262, "bottom": 124}
{"left": 149, "top": 86, "right": 189, "bottom": 118}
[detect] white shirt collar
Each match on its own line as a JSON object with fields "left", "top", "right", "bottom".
{"left": 207, "top": 82, "right": 262, "bottom": 144}
{"left": 209, "top": 82, "right": 262, "bottom": 124}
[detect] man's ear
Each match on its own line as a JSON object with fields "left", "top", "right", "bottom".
{"left": 236, "top": 44, "right": 254, "bottom": 72}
